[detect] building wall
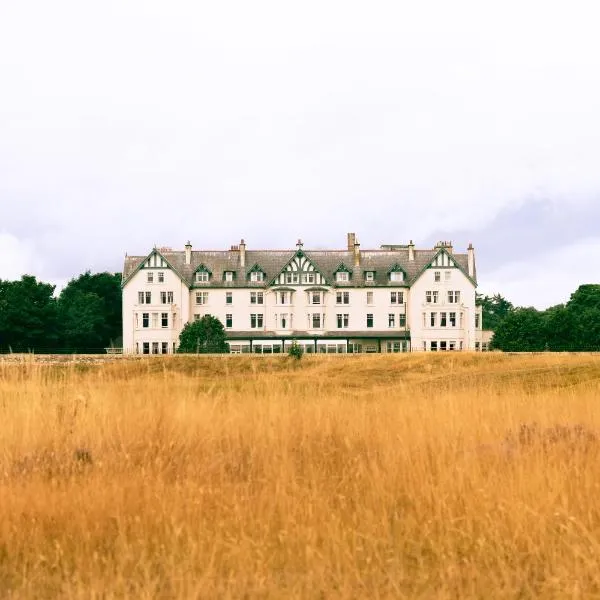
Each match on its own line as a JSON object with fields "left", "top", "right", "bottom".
{"left": 122, "top": 266, "right": 188, "bottom": 354}
{"left": 122, "top": 244, "right": 478, "bottom": 353}
{"left": 408, "top": 264, "right": 477, "bottom": 351}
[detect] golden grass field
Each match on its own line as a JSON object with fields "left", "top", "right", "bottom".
{"left": 2, "top": 353, "right": 600, "bottom": 599}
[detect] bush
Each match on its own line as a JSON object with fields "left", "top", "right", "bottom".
{"left": 288, "top": 340, "right": 303, "bottom": 361}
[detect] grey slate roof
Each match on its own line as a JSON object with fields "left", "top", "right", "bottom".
{"left": 122, "top": 245, "right": 476, "bottom": 288}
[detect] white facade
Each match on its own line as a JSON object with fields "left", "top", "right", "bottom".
{"left": 122, "top": 235, "right": 481, "bottom": 354}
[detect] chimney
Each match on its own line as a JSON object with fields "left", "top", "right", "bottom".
{"left": 297, "top": 238, "right": 303, "bottom": 250}
{"left": 408, "top": 240, "right": 415, "bottom": 261}
{"left": 347, "top": 232, "right": 356, "bottom": 251}
{"left": 354, "top": 240, "right": 361, "bottom": 267}
{"left": 239, "top": 238, "right": 246, "bottom": 268}
{"left": 467, "top": 243, "right": 475, "bottom": 278}
{"left": 185, "top": 241, "right": 192, "bottom": 265}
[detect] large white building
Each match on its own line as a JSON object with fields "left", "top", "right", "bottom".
{"left": 121, "top": 234, "right": 481, "bottom": 354}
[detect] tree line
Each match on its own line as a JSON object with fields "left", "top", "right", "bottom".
{"left": 1, "top": 271, "right": 598, "bottom": 353}
{"left": 0, "top": 272, "right": 121, "bottom": 353}
{"left": 480, "top": 284, "right": 600, "bottom": 352}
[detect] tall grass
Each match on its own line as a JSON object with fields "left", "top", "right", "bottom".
{"left": 1, "top": 353, "right": 600, "bottom": 598}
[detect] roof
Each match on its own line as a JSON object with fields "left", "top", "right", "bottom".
{"left": 122, "top": 245, "right": 477, "bottom": 288}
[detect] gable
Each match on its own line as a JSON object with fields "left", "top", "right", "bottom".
{"left": 270, "top": 251, "right": 328, "bottom": 286}
{"left": 430, "top": 250, "right": 457, "bottom": 268}
{"left": 122, "top": 249, "right": 186, "bottom": 288}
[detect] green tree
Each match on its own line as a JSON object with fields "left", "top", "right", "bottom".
{"left": 490, "top": 307, "right": 546, "bottom": 352}
{"left": 0, "top": 276, "right": 59, "bottom": 353}
{"left": 57, "top": 271, "right": 122, "bottom": 353}
{"left": 564, "top": 285, "right": 600, "bottom": 351}
{"left": 476, "top": 293, "right": 514, "bottom": 331}
{"left": 177, "top": 315, "right": 229, "bottom": 353}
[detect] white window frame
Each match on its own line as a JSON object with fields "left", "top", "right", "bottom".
{"left": 365, "top": 271, "right": 374, "bottom": 281}
{"left": 195, "top": 271, "right": 209, "bottom": 283}
{"left": 336, "top": 271, "right": 349, "bottom": 282}
{"left": 250, "top": 271, "right": 264, "bottom": 282}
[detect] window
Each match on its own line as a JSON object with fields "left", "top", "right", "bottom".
{"left": 224, "top": 271, "right": 234, "bottom": 282}
{"left": 312, "top": 313, "right": 321, "bottom": 328}
{"left": 449, "top": 341, "right": 456, "bottom": 351}
{"left": 196, "top": 292, "right": 208, "bottom": 305}
{"left": 142, "top": 313, "right": 149, "bottom": 328}
{"left": 390, "top": 271, "right": 404, "bottom": 282}
{"left": 445, "top": 271, "right": 451, "bottom": 281}
{"left": 196, "top": 271, "right": 209, "bottom": 282}
{"left": 434, "top": 271, "right": 441, "bottom": 282}
{"left": 194, "top": 314, "right": 201, "bottom": 321}
{"left": 365, "top": 271, "right": 374, "bottom": 281}
{"left": 475, "top": 313, "right": 480, "bottom": 328}
{"left": 302, "top": 273, "right": 316, "bottom": 284}
{"left": 161, "top": 342, "right": 168, "bottom": 354}
{"left": 430, "top": 313, "right": 436, "bottom": 327}
{"left": 388, "top": 314, "right": 395, "bottom": 327}
{"left": 226, "top": 314, "right": 233, "bottom": 328}
{"left": 285, "top": 272, "right": 299, "bottom": 284}
{"left": 336, "top": 291, "right": 350, "bottom": 304}
{"left": 143, "top": 342, "right": 150, "bottom": 354}
{"left": 147, "top": 272, "right": 154, "bottom": 283}
{"left": 152, "top": 313, "right": 159, "bottom": 328}
{"left": 390, "top": 291, "right": 404, "bottom": 304}
{"left": 160, "top": 291, "right": 174, "bottom": 304}
{"left": 440, "top": 341, "right": 447, "bottom": 351}
{"left": 278, "top": 291, "right": 289, "bottom": 305}
{"left": 152, "top": 342, "right": 159, "bottom": 354}
{"left": 250, "top": 314, "right": 264, "bottom": 328}
{"left": 250, "top": 271, "right": 264, "bottom": 282}
{"left": 311, "top": 291, "right": 321, "bottom": 305}
{"left": 431, "top": 341, "right": 438, "bottom": 352}
{"left": 440, "top": 312, "right": 447, "bottom": 327}
{"left": 449, "top": 312, "right": 456, "bottom": 327}
{"left": 336, "top": 313, "right": 349, "bottom": 328}
{"left": 161, "top": 313, "right": 168, "bottom": 328}
{"left": 250, "top": 291, "right": 264, "bottom": 304}
{"left": 399, "top": 314, "right": 406, "bottom": 328}
{"left": 139, "top": 291, "right": 151, "bottom": 304}
{"left": 366, "top": 291, "right": 373, "bottom": 305}
{"left": 336, "top": 271, "right": 349, "bottom": 282}
{"left": 226, "top": 292, "right": 233, "bottom": 305}
{"left": 367, "top": 314, "right": 374, "bottom": 328}
{"left": 158, "top": 272, "right": 164, "bottom": 283}
{"left": 280, "top": 313, "right": 288, "bottom": 329}
{"left": 448, "top": 291, "right": 461, "bottom": 304}
{"left": 425, "top": 291, "right": 439, "bottom": 304}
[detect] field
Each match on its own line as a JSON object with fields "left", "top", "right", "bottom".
{"left": 2, "top": 353, "right": 600, "bottom": 598}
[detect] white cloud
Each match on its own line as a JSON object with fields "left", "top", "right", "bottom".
{"left": 480, "top": 237, "right": 600, "bottom": 309}
{"left": 0, "top": 0, "right": 599, "bottom": 303}
{"left": 0, "top": 233, "right": 38, "bottom": 281}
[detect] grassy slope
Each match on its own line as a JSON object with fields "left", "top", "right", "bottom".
{"left": 1, "top": 354, "right": 600, "bottom": 598}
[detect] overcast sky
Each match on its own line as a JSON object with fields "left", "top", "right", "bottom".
{"left": 1, "top": 0, "right": 599, "bottom": 308}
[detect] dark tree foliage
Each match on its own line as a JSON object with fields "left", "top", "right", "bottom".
{"left": 0, "top": 276, "right": 59, "bottom": 353}
{"left": 476, "top": 293, "right": 514, "bottom": 331}
{"left": 491, "top": 285, "right": 600, "bottom": 352}
{"left": 490, "top": 308, "right": 547, "bottom": 352}
{"left": 57, "top": 271, "right": 122, "bottom": 353}
{"left": 177, "top": 315, "right": 229, "bottom": 354}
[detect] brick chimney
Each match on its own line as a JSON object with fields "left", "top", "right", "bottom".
{"left": 408, "top": 240, "right": 415, "bottom": 261}
{"left": 185, "top": 241, "right": 192, "bottom": 265}
{"left": 347, "top": 232, "right": 356, "bottom": 251}
{"left": 468, "top": 243, "right": 475, "bottom": 277}
{"left": 239, "top": 239, "right": 246, "bottom": 268}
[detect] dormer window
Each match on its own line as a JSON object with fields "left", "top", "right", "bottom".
{"left": 336, "top": 272, "right": 349, "bottom": 282}
{"left": 224, "top": 271, "right": 234, "bottom": 282}
{"left": 195, "top": 271, "right": 209, "bottom": 283}
{"left": 365, "top": 271, "right": 375, "bottom": 282}
{"left": 390, "top": 272, "right": 404, "bottom": 282}
{"left": 250, "top": 271, "right": 264, "bottom": 282}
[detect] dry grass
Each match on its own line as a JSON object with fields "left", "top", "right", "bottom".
{"left": 2, "top": 353, "right": 600, "bottom": 598}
